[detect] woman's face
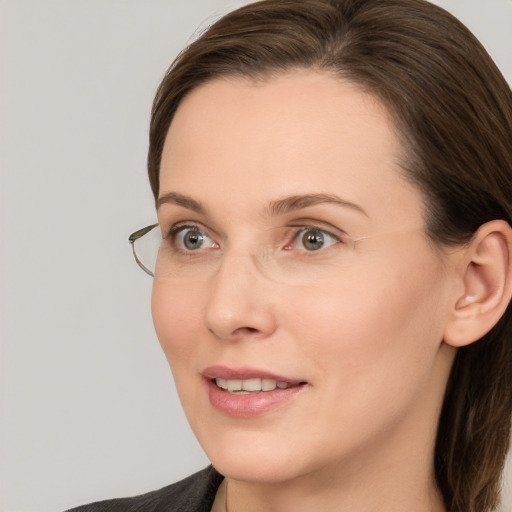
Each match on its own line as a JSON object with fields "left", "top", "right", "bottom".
{"left": 152, "top": 71, "right": 458, "bottom": 484}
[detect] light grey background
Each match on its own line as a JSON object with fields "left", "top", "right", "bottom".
{"left": 0, "top": 1, "right": 511, "bottom": 511}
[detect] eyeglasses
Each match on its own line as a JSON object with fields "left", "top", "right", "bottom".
{"left": 129, "top": 221, "right": 362, "bottom": 284}
{"left": 129, "top": 222, "right": 425, "bottom": 283}
{"left": 129, "top": 224, "right": 159, "bottom": 277}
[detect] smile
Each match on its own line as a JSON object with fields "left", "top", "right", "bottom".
{"left": 215, "top": 377, "right": 293, "bottom": 393}
{"left": 203, "top": 366, "right": 308, "bottom": 418}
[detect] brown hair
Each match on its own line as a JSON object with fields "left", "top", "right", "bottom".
{"left": 147, "top": 1, "right": 512, "bottom": 510}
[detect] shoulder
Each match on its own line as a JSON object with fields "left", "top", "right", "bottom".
{"left": 64, "top": 466, "right": 224, "bottom": 512}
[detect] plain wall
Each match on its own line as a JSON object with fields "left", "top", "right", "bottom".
{"left": 0, "top": 1, "right": 511, "bottom": 511}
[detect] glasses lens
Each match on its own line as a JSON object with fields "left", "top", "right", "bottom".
{"left": 129, "top": 224, "right": 160, "bottom": 276}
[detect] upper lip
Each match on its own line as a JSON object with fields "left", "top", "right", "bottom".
{"left": 202, "top": 365, "right": 305, "bottom": 385}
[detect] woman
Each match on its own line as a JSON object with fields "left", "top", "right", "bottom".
{"left": 71, "top": 0, "right": 512, "bottom": 511}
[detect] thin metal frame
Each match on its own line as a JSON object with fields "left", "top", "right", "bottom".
{"left": 128, "top": 223, "right": 159, "bottom": 277}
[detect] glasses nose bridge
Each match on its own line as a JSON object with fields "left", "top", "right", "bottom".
{"left": 213, "top": 241, "right": 271, "bottom": 291}
{"left": 204, "top": 245, "right": 277, "bottom": 340}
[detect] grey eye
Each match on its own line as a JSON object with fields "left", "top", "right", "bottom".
{"left": 176, "top": 227, "right": 207, "bottom": 250}
{"left": 184, "top": 230, "right": 204, "bottom": 249}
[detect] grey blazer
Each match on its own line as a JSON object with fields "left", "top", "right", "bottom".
{"left": 65, "top": 466, "right": 223, "bottom": 512}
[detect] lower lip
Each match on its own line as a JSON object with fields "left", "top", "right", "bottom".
{"left": 206, "top": 379, "right": 306, "bottom": 418}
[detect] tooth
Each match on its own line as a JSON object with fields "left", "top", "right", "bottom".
{"left": 216, "top": 377, "right": 292, "bottom": 392}
{"left": 215, "top": 378, "right": 227, "bottom": 389}
{"left": 227, "top": 379, "right": 242, "bottom": 392}
{"left": 261, "top": 378, "right": 277, "bottom": 391}
{"left": 242, "top": 378, "right": 262, "bottom": 391}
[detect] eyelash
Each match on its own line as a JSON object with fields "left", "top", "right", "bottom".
{"left": 166, "top": 223, "right": 342, "bottom": 253}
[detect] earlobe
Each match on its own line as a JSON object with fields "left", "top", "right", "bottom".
{"left": 444, "top": 220, "right": 512, "bottom": 348}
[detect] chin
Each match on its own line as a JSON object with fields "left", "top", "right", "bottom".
{"left": 211, "top": 453, "right": 304, "bottom": 484}
{"left": 196, "top": 426, "right": 308, "bottom": 483}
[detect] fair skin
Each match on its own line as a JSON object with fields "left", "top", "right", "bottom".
{"left": 151, "top": 71, "right": 511, "bottom": 512}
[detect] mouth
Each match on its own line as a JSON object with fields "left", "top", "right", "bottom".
{"left": 202, "top": 366, "right": 308, "bottom": 418}
{"left": 214, "top": 377, "right": 296, "bottom": 394}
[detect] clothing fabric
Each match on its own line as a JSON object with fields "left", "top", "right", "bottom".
{"left": 65, "top": 466, "right": 224, "bottom": 512}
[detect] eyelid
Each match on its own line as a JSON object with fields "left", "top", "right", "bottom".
{"left": 168, "top": 222, "right": 203, "bottom": 237}
{"left": 165, "top": 220, "right": 219, "bottom": 240}
{"left": 286, "top": 221, "right": 349, "bottom": 241}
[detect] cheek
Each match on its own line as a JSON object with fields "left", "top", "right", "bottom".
{"left": 284, "top": 249, "right": 450, "bottom": 391}
{"left": 151, "top": 281, "right": 203, "bottom": 367}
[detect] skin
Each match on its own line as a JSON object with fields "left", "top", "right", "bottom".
{"left": 151, "top": 71, "right": 463, "bottom": 512}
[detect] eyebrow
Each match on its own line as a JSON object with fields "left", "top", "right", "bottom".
{"left": 156, "top": 191, "right": 207, "bottom": 214}
{"left": 156, "top": 191, "right": 367, "bottom": 217}
{"left": 267, "top": 193, "right": 368, "bottom": 217}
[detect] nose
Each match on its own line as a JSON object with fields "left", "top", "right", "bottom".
{"left": 204, "top": 252, "right": 277, "bottom": 341}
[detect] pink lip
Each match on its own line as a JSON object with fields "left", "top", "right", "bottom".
{"left": 202, "top": 365, "right": 307, "bottom": 418}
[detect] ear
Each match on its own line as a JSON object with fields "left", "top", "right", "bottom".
{"left": 444, "top": 220, "right": 512, "bottom": 348}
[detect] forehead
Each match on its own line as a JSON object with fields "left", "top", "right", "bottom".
{"left": 159, "top": 71, "right": 424, "bottom": 229}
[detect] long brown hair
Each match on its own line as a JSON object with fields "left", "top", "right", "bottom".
{"left": 147, "top": 1, "right": 512, "bottom": 510}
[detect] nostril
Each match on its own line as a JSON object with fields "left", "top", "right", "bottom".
{"left": 232, "top": 326, "right": 260, "bottom": 336}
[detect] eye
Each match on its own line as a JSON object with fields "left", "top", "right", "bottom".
{"left": 171, "top": 225, "right": 217, "bottom": 251}
{"left": 288, "top": 227, "right": 340, "bottom": 252}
